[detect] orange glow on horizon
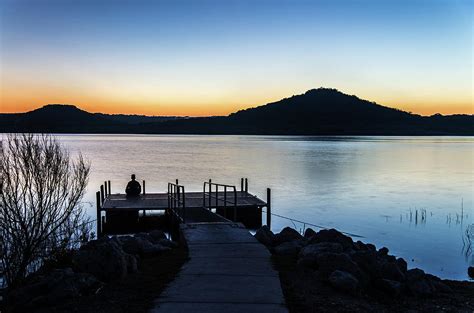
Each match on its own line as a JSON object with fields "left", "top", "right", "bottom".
{"left": 1, "top": 87, "right": 472, "bottom": 117}
{"left": 0, "top": 95, "right": 474, "bottom": 117}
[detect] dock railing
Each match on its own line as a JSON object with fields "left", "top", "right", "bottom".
{"left": 168, "top": 182, "right": 186, "bottom": 223}
{"left": 203, "top": 180, "right": 238, "bottom": 221}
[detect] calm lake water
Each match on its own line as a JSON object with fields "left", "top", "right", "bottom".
{"left": 58, "top": 135, "right": 473, "bottom": 280}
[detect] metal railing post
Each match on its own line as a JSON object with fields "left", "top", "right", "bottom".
{"left": 224, "top": 187, "right": 227, "bottom": 219}
{"left": 266, "top": 188, "right": 271, "bottom": 229}
{"left": 100, "top": 185, "right": 105, "bottom": 204}
{"left": 208, "top": 179, "right": 212, "bottom": 210}
{"left": 233, "top": 186, "right": 237, "bottom": 221}
{"left": 96, "top": 191, "right": 102, "bottom": 238}
{"left": 182, "top": 186, "right": 186, "bottom": 223}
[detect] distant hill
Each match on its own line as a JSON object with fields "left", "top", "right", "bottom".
{"left": 139, "top": 88, "right": 474, "bottom": 135}
{"left": 1, "top": 89, "right": 472, "bottom": 135}
{"left": 0, "top": 104, "right": 182, "bottom": 133}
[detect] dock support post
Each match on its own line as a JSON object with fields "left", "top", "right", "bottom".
{"left": 266, "top": 188, "right": 271, "bottom": 229}
{"left": 108, "top": 180, "right": 111, "bottom": 194}
{"left": 245, "top": 178, "right": 248, "bottom": 193}
{"left": 100, "top": 185, "right": 105, "bottom": 204}
{"left": 96, "top": 191, "right": 102, "bottom": 238}
{"left": 143, "top": 180, "right": 146, "bottom": 195}
{"left": 241, "top": 178, "right": 244, "bottom": 192}
{"left": 208, "top": 179, "right": 212, "bottom": 210}
{"left": 104, "top": 181, "right": 108, "bottom": 196}
{"left": 176, "top": 179, "right": 179, "bottom": 185}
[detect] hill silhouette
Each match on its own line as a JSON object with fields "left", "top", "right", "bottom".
{"left": 0, "top": 105, "right": 182, "bottom": 133}
{"left": 139, "top": 88, "right": 473, "bottom": 135}
{"left": 1, "top": 88, "right": 472, "bottom": 135}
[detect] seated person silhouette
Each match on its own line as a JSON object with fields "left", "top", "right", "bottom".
{"left": 126, "top": 174, "right": 141, "bottom": 197}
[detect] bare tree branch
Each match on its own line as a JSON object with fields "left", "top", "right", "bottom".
{"left": 0, "top": 134, "right": 91, "bottom": 288}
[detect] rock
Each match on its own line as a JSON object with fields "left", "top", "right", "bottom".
{"left": 158, "top": 238, "right": 179, "bottom": 248}
{"left": 406, "top": 268, "right": 425, "bottom": 281}
{"left": 351, "top": 250, "right": 381, "bottom": 280}
{"left": 149, "top": 229, "right": 167, "bottom": 242}
{"left": 366, "top": 243, "right": 376, "bottom": 251}
{"left": 469, "top": 266, "right": 474, "bottom": 279}
{"left": 254, "top": 225, "right": 275, "bottom": 247}
{"left": 119, "top": 236, "right": 142, "bottom": 255}
{"left": 273, "top": 227, "right": 303, "bottom": 245}
{"left": 119, "top": 235, "right": 170, "bottom": 257}
{"left": 304, "top": 228, "right": 317, "bottom": 239}
{"left": 328, "top": 270, "right": 359, "bottom": 294}
{"left": 380, "top": 261, "right": 405, "bottom": 282}
{"left": 73, "top": 237, "right": 135, "bottom": 282}
{"left": 135, "top": 232, "right": 155, "bottom": 243}
{"left": 300, "top": 242, "right": 344, "bottom": 258}
{"left": 125, "top": 253, "right": 138, "bottom": 273}
{"left": 377, "top": 279, "right": 402, "bottom": 296}
{"left": 407, "top": 277, "right": 435, "bottom": 297}
{"left": 8, "top": 268, "right": 101, "bottom": 311}
{"left": 378, "top": 247, "right": 389, "bottom": 256}
{"left": 405, "top": 268, "right": 435, "bottom": 297}
{"left": 353, "top": 240, "right": 368, "bottom": 251}
{"left": 309, "top": 229, "right": 354, "bottom": 250}
{"left": 425, "top": 274, "right": 452, "bottom": 294}
{"left": 316, "top": 252, "right": 366, "bottom": 284}
{"left": 298, "top": 242, "right": 344, "bottom": 268}
{"left": 396, "top": 258, "right": 408, "bottom": 273}
{"left": 274, "top": 240, "right": 304, "bottom": 256}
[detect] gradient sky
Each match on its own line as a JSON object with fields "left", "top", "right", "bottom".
{"left": 0, "top": 0, "right": 472, "bottom": 116}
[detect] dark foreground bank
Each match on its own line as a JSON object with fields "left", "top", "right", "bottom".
{"left": 255, "top": 226, "right": 474, "bottom": 313}
{"left": 5, "top": 231, "right": 187, "bottom": 313}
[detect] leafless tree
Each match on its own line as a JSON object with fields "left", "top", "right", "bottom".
{"left": 0, "top": 134, "right": 91, "bottom": 288}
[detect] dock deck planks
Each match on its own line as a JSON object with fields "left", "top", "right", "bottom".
{"left": 102, "top": 191, "right": 266, "bottom": 211}
{"left": 150, "top": 223, "right": 288, "bottom": 313}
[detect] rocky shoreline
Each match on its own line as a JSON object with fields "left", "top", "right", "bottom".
{"left": 255, "top": 226, "right": 474, "bottom": 313}
{"left": 6, "top": 230, "right": 184, "bottom": 313}
{"left": 5, "top": 226, "right": 473, "bottom": 313}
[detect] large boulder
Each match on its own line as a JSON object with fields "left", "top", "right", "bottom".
{"left": 300, "top": 242, "right": 344, "bottom": 258}
{"left": 376, "top": 278, "right": 402, "bottom": 297}
{"left": 396, "top": 258, "right": 408, "bottom": 273}
{"left": 316, "top": 252, "right": 366, "bottom": 284}
{"left": 328, "top": 270, "right": 359, "bottom": 295}
{"left": 73, "top": 237, "right": 136, "bottom": 282}
{"left": 351, "top": 250, "right": 382, "bottom": 280}
{"left": 149, "top": 229, "right": 167, "bottom": 242}
{"left": 298, "top": 242, "right": 344, "bottom": 268}
{"left": 304, "top": 228, "right": 317, "bottom": 239}
{"left": 254, "top": 225, "right": 275, "bottom": 247}
{"left": 119, "top": 235, "right": 170, "bottom": 257}
{"left": 380, "top": 260, "right": 405, "bottom": 282}
{"left": 274, "top": 240, "right": 304, "bottom": 257}
{"left": 405, "top": 268, "right": 435, "bottom": 297}
{"left": 308, "top": 229, "right": 354, "bottom": 250}
{"left": 273, "top": 227, "right": 303, "bottom": 246}
{"left": 158, "top": 238, "right": 179, "bottom": 248}
{"left": 469, "top": 266, "right": 474, "bottom": 279}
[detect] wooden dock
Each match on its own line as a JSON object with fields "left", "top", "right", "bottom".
{"left": 96, "top": 178, "right": 286, "bottom": 312}
{"left": 96, "top": 179, "right": 272, "bottom": 235}
{"left": 150, "top": 223, "right": 288, "bottom": 313}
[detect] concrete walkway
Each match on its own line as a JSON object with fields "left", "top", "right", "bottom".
{"left": 151, "top": 223, "right": 288, "bottom": 313}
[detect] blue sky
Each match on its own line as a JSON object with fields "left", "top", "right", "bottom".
{"left": 1, "top": 0, "right": 472, "bottom": 115}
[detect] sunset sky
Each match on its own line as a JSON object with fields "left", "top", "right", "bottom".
{"left": 0, "top": 0, "right": 472, "bottom": 116}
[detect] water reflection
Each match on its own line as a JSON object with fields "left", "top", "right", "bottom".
{"left": 53, "top": 135, "right": 473, "bottom": 280}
